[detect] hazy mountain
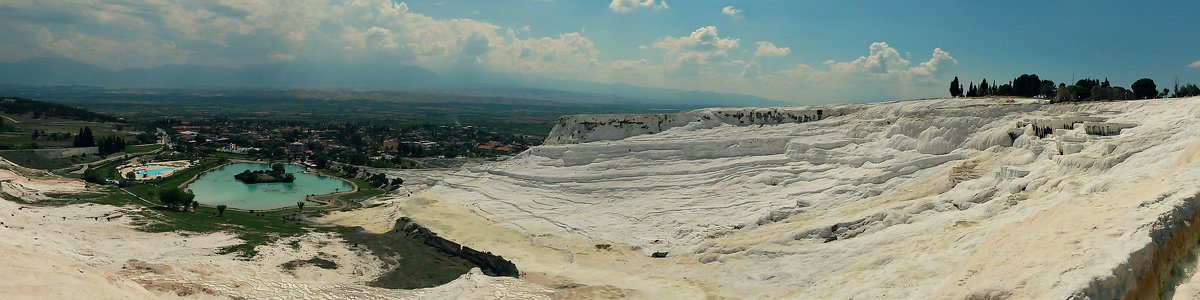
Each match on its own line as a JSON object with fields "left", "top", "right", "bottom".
{"left": 0, "top": 57, "right": 442, "bottom": 89}
{"left": 0, "top": 57, "right": 115, "bottom": 86}
{"left": 430, "top": 70, "right": 790, "bottom": 107}
{"left": 507, "top": 75, "right": 789, "bottom": 107}
{"left": 0, "top": 57, "right": 790, "bottom": 107}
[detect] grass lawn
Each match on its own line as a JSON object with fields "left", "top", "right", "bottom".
{"left": 117, "top": 158, "right": 390, "bottom": 257}
{"left": 0, "top": 150, "right": 103, "bottom": 170}
{"left": 345, "top": 226, "right": 480, "bottom": 289}
{"left": 109, "top": 157, "right": 339, "bottom": 257}
{"left": 124, "top": 144, "right": 161, "bottom": 153}
{"left": 314, "top": 169, "right": 386, "bottom": 209}
{"left": 0, "top": 113, "right": 136, "bottom": 149}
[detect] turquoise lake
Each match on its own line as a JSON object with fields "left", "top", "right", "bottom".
{"left": 188, "top": 163, "right": 353, "bottom": 210}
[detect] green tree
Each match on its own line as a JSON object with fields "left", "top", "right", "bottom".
{"left": 191, "top": 201, "right": 199, "bottom": 212}
{"left": 136, "top": 132, "right": 157, "bottom": 144}
{"left": 83, "top": 167, "right": 106, "bottom": 184}
{"left": 997, "top": 83, "right": 1013, "bottom": 96}
{"left": 1132, "top": 78, "right": 1158, "bottom": 99}
{"left": 180, "top": 197, "right": 193, "bottom": 212}
{"left": 369, "top": 173, "right": 388, "bottom": 187}
{"left": 159, "top": 187, "right": 195, "bottom": 211}
{"left": 73, "top": 126, "right": 95, "bottom": 147}
{"left": 96, "top": 135, "right": 126, "bottom": 155}
{"left": 1069, "top": 85, "right": 1092, "bottom": 101}
{"left": 1174, "top": 84, "right": 1200, "bottom": 97}
{"left": 979, "top": 79, "right": 989, "bottom": 96}
{"left": 1039, "top": 80, "right": 1057, "bottom": 99}
{"left": 1012, "top": 74, "right": 1042, "bottom": 97}
{"left": 1076, "top": 78, "right": 1101, "bottom": 90}
{"left": 949, "top": 76, "right": 963, "bottom": 97}
{"left": 296, "top": 201, "right": 305, "bottom": 212}
{"left": 217, "top": 204, "right": 227, "bottom": 217}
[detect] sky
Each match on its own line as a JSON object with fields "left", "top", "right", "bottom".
{"left": 0, "top": 0, "right": 1198, "bottom": 104}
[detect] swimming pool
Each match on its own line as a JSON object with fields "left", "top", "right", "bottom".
{"left": 136, "top": 167, "right": 174, "bottom": 178}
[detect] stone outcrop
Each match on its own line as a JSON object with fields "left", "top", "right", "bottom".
{"left": 544, "top": 106, "right": 859, "bottom": 145}
{"left": 393, "top": 217, "right": 519, "bottom": 277}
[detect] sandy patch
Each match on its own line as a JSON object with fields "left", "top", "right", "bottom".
{"left": 0, "top": 243, "right": 157, "bottom": 300}
{"left": 393, "top": 191, "right": 716, "bottom": 298}
{"left": 312, "top": 199, "right": 403, "bottom": 234}
{"left": 0, "top": 168, "right": 86, "bottom": 201}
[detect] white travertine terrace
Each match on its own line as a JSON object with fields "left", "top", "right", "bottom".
{"left": 421, "top": 96, "right": 1200, "bottom": 298}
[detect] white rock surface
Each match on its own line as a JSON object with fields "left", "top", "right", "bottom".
{"left": 0, "top": 159, "right": 552, "bottom": 299}
{"left": 420, "top": 97, "right": 1200, "bottom": 298}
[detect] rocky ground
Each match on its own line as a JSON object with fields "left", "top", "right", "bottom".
{"left": 405, "top": 96, "right": 1200, "bottom": 298}
{"left": 14, "top": 96, "right": 1200, "bottom": 299}
{"left": 0, "top": 159, "right": 553, "bottom": 299}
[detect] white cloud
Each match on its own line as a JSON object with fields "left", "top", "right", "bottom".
{"left": 489, "top": 31, "right": 599, "bottom": 74}
{"left": 652, "top": 26, "right": 739, "bottom": 76}
{"left": 741, "top": 60, "right": 761, "bottom": 78}
{"left": 268, "top": 53, "right": 296, "bottom": 62}
{"left": 721, "top": 6, "right": 742, "bottom": 20}
{"left": 755, "top": 42, "right": 958, "bottom": 101}
{"left": 908, "top": 48, "right": 957, "bottom": 78}
{"left": 828, "top": 42, "right": 909, "bottom": 74}
{"left": 0, "top": 1, "right": 962, "bottom": 104}
{"left": 1190, "top": 61, "right": 1200, "bottom": 68}
{"left": 364, "top": 26, "right": 399, "bottom": 51}
{"left": 821, "top": 42, "right": 956, "bottom": 81}
{"left": 609, "top": 0, "right": 667, "bottom": 13}
{"left": 610, "top": 59, "right": 648, "bottom": 71}
{"left": 754, "top": 41, "right": 789, "bottom": 57}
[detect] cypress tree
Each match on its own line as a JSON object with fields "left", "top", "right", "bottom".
{"left": 949, "top": 77, "right": 963, "bottom": 97}
{"left": 78, "top": 126, "right": 95, "bottom": 147}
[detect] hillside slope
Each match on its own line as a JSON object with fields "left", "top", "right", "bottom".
{"left": 414, "top": 97, "right": 1200, "bottom": 298}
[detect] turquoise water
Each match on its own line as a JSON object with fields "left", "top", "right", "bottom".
{"left": 188, "top": 163, "right": 353, "bottom": 210}
{"left": 137, "top": 167, "right": 174, "bottom": 178}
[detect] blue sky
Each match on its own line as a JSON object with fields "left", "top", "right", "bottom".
{"left": 1, "top": 0, "right": 1198, "bottom": 104}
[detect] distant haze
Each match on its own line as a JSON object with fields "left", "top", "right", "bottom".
{"left": 0, "top": 57, "right": 787, "bottom": 107}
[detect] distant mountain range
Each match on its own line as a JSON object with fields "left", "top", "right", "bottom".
{"left": 0, "top": 57, "right": 441, "bottom": 90}
{"left": 0, "top": 57, "right": 789, "bottom": 107}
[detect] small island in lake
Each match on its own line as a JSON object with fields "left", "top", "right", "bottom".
{"left": 234, "top": 163, "right": 296, "bottom": 184}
